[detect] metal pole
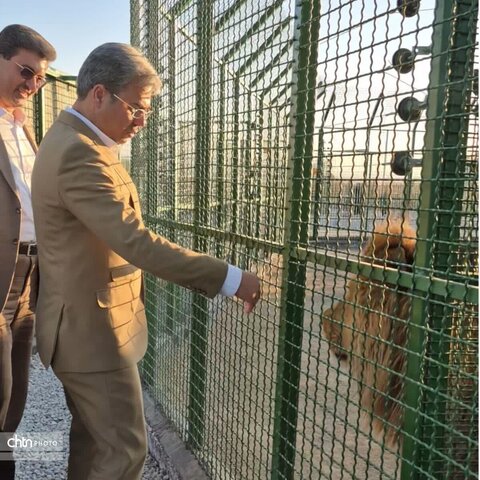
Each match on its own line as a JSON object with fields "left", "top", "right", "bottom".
{"left": 33, "top": 87, "right": 45, "bottom": 144}
{"left": 142, "top": 0, "right": 160, "bottom": 389}
{"left": 164, "top": 19, "right": 178, "bottom": 332}
{"left": 271, "top": 0, "right": 321, "bottom": 477}
{"left": 401, "top": 1, "right": 478, "bottom": 478}
{"left": 188, "top": 0, "right": 213, "bottom": 450}
{"left": 312, "top": 92, "right": 335, "bottom": 240}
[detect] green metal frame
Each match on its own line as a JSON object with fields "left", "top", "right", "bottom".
{"left": 270, "top": 0, "right": 321, "bottom": 477}
{"left": 188, "top": 0, "right": 214, "bottom": 450}
{"left": 130, "top": 0, "right": 479, "bottom": 478}
{"left": 402, "top": 1, "right": 479, "bottom": 478}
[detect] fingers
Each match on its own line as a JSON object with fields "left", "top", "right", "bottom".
{"left": 244, "top": 302, "right": 254, "bottom": 314}
{"left": 235, "top": 271, "right": 261, "bottom": 313}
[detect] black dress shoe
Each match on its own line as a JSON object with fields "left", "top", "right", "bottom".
{"left": 0, "top": 459, "right": 15, "bottom": 479}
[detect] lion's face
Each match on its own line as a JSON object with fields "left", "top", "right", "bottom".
{"left": 322, "top": 300, "right": 354, "bottom": 361}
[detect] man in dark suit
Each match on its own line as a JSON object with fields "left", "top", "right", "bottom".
{"left": 0, "top": 24, "right": 56, "bottom": 479}
{"left": 32, "top": 42, "right": 260, "bottom": 479}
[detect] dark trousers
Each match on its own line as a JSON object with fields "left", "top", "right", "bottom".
{"left": 0, "top": 254, "right": 38, "bottom": 478}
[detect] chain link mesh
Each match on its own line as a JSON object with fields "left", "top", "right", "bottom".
{"left": 131, "top": 0, "right": 478, "bottom": 478}
{"left": 25, "top": 72, "right": 77, "bottom": 143}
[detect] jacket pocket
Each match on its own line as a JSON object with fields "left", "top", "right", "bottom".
{"left": 109, "top": 264, "right": 140, "bottom": 282}
{"left": 96, "top": 272, "right": 141, "bottom": 308}
{"left": 96, "top": 273, "right": 142, "bottom": 330}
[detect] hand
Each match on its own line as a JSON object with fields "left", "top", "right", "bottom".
{"left": 235, "top": 271, "right": 261, "bottom": 313}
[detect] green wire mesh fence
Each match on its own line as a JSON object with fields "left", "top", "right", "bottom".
{"left": 130, "top": 0, "right": 478, "bottom": 478}
{"left": 25, "top": 70, "right": 77, "bottom": 143}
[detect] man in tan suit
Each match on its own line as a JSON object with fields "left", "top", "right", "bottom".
{"left": 31, "top": 43, "right": 260, "bottom": 479}
{"left": 0, "top": 24, "right": 56, "bottom": 479}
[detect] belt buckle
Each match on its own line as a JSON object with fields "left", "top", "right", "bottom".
{"left": 26, "top": 243, "right": 37, "bottom": 256}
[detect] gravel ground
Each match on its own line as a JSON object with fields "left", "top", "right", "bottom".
{"left": 15, "top": 353, "right": 173, "bottom": 479}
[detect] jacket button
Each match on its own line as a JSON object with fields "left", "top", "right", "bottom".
{"left": 16, "top": 208, "right": 21, "bottom": 214}
{"left": 12, "top": 238, "right": 18, "bottom": 245}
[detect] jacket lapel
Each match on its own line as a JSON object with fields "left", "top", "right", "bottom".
{"left": 0, "top": 135, "right": 18, "bottom": 196}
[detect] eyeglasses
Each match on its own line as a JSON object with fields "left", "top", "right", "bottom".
{"left": 112, "top": 93, "right": 153, "bottom": 120}
{"left": 13, "top": 61, "right": 47, "bottom": 89}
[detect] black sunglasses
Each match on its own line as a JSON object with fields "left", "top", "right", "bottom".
{"left": 13, "top": 61, "right": 47, "bottom": 89}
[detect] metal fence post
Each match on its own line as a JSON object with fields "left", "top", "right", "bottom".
{"left": 164, "top": 18, "right": 178, "bottom": 332}
{"left": 33, "top": 87, "right": 45, "bottom": 145}
{"left": 401, "top": 1, "right": 478, "bottom": 478}
{"left": 141, "top": 0, "right": 160, "bottom": 388}
{"left": 271, "top": 0, "right": 320, "bottom": 478}
{"left": 188, "top": 0, "right": 213, "bottom": 450}
{"left": 129, "top": 0, "right": 141, "bottom": 186}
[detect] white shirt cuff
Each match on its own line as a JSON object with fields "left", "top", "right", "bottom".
{"left": 219, "top": 264, "right": 242, "bottom": 297}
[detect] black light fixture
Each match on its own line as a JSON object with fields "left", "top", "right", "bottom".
{"left": 397, "top": 0, "right": 421, "bottom": 17}
{"left": 390, "top": 151, "right": 422, "bottom": 176}
{"left": 397, "top": 96, "right": 427, "bottom": 122}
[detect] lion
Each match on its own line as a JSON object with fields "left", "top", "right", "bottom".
{"left": 322, "top": 221, "right": 416, "bottom": 448}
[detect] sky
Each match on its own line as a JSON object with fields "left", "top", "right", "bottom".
{"left": 0, "top": 0, "right": 130, "bottom": 75}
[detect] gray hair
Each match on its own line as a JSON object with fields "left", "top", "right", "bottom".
{"left": 0, "top": 24, "right": 56, "bottom": 61}
{"left": 76, "top": 43, "right": 162, "bottom": 99}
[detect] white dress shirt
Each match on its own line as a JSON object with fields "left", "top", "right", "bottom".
{"left": 65, "top": 107, "right": 242, "bottom": 297}
{"left": 0, "top": 108, "right": 36, "bottom": 242}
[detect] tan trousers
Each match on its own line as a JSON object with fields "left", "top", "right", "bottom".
{"left": 56, "top": 365, "right": 147, "bottom": 480}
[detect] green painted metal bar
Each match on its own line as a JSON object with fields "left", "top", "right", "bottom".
{"left": 159, "top": 4, "right": 274, "bottom": 110}
{"left": 163, "top": 19, "right": 178, "bottom": 332}
{"left": 151, "top": 215, "right": 284, "bottom": 252}
{"left": 129, "top": 0, "right": 140, "bottom": 47}
{"left": 312, "top": 92, "right": 335, "bottom": 240}
{"left": 129, "top": 0, "right": 141, "bottom": 190}
{"left": 249, "top": 41, "right": 293, "bottom": 89}
{"left": 270, "top": 0, "right": 321, "bottom": 478}
{"left": 215, "top": 0, "right": 247, "bottom": 32}
{"left": 188, "top": 0, "right": 213, "bottom": 451}
{"left": 254, "top": 99, "right": 264, "bottom": 240}
{"left": 272, "top": 106, "right": 285, "bottom": 243}
{"left": 222, "top": 0, "right": 284, "bottom": 62}
{"left": 245, "top": 88, "right": 253, "bottom": 240}
{"left": 46, "top": 70, "right": 77, "bottom": 83}
{"left": 33, "top": 87, "right": 45, "bottom": 145}
{"left": 167, "top": 21, "right": 177, "bottom": 237}
{"left": 146, "top": 213, "right": 478, "bottom": 305}
{"left": 56, "top": 75, "right": 77, "bottom": 82}
{"left": 360, "top": 92, "right": 384, "bottom": 242}
{"left": 264, "top": 64, "right": 293, "bottom": 96}
{"left": 269, "top": 82, "right": 292, "bottom": 108}
{"left": 401, "top": 1, "right": 478, "bottom": 478}
{"left": 168, "top": 0, "right": 193, "bottom": 17}
{"left": 420, "top": 2, "right": 477, "bottom": 478}
{"left": 142, "top": 0, "right": 160, "bottom": 389}
{"left": 235, "top": 18, "right": 292, "bottom": 78}
{"left": 293, "top": 248, "right": 479, "bottom": 305}
{"left": 230, "top": 76, "right": 240, "bottom": 264}
{"left": 215, "top": 65, "right": 226, "bottom": 259}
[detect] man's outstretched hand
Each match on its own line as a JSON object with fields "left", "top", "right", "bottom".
{"left": 235, "top": 271, "right": 261, "bottom": 313}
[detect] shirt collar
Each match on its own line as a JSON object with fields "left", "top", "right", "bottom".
{"left": 0, "top": 107, "right": 27, "bottom": 126}
{"left": 65, "top": 107, "right": 117, "bottom": 148}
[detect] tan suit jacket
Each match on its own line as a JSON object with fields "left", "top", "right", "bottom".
{"left": 0, "top": 120, "right": 37, "bottom": 312}
{"left": 31, "top": 111, "right": 228, "bottom": 373}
